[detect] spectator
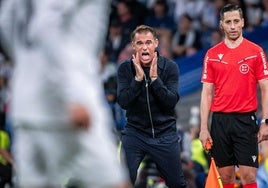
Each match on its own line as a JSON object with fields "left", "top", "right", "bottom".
{"left": 171, "top": 0, "right": 205, "bottom": 30}
{"left": 145, "top": 0, "right": 176, "bottom": 58}
{"left": 0, "top": 71, "right": 14, "bottom": 188}
{"left": 171, "top": 14, "right": 202, "bottom": 59}
{"left": 100, "top": 49, "right": 126, "bottom": 132}
{"left": 0, "top": 123, "right": 13, "bottom": 187}
{"left": 178, "top": 125, "right": 192, "bottom": 165}
{"left": 260, "top": 0, "right": 268, "bottom": 26}
{"left": 209, "top": 29, "right": 224, "bottom": 46}
{"left": 187, "top": 106, "right": 209, "bottom": 188}
{"left": 244, "top": 0, "right": 263, "bottom": 31}
{"left": 0, "top": 127, "right": 14, "bottom": 188}
{"left": 116, "top": 0, "right": 140, "bottom": 50}
{"left": 122, "top": 0, "right": 149, "bottom": 25}
{"left": 202, "top": 28, "right": 224, "bottom": 49}
{"left": 105, "top": 18, "right": 128, "bottom": 63}
{"left": 190, "top": 125, "right": 209, "bottom": 188}
{"left": 201, "top": 0, "right": 227, "bottom": 31}
{"left": 100, "top": 49, "right": 118, "bottom": 112}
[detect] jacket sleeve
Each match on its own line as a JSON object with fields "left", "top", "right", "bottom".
{"left": 150, "top": 60, "right": 180, "bottom": 109}
{"left": 117, "top": 61, "right": 143, "bottom": 109}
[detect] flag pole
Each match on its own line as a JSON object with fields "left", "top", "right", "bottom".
{"left": 205, "top": 140, "right": 223, "bottom": 188}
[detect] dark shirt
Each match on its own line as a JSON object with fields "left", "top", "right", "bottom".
{"left": 117, "top": 55, "right": 180, "bottom": 137}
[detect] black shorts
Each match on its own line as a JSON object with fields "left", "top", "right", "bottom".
{"left": 211, "top": 112, "right": 259, "bottom": 168}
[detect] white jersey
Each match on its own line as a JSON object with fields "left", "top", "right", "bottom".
{"left": 0, "top": 0, "right": 130, "bottom": 187}
{"left": 0, "top": 0, "right": 110, "bottom": 128}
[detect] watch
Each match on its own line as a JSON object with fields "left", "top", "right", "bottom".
{"left": 261, "top": 119, "right": 268, "bottom": 124}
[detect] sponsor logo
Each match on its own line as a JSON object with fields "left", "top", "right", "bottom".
{"left": 218, "top": 54, "right": 224, "bottom": 60}
{"left": 239, "top": 64, "right": 249, "bottom": 74}
{"left": 252, "top": 155, "right": 257, "bottom": 163}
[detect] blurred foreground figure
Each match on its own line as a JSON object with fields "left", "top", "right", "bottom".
{"left": 0, "top": 0, "right": 131, "bottom": 187}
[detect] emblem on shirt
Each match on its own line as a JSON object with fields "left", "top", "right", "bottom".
{"left": 218, "top": 54, "right": 224, "bottom": 61}
{"left": 239, "top": 64, "right": 249, "bottom": 74}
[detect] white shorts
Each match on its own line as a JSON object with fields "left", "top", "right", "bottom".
{"left": 13, "top": 122, "right": 128, "bottom": 188}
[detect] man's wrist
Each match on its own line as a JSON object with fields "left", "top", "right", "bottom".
{"left": 150, "top": 75, "right": 158, "bottom": 81}
{"left": 135, "top": 76, "right": 143, "bottom": 82}
{"left": 261, "top": 119, "right": 268, "bottom": 124}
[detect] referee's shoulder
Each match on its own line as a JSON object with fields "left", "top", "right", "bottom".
{"left": 244, "top": 38, "right": 264, "bottom": 51}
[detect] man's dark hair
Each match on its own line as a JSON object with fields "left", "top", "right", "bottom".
{"left": 220, "top": 4, "right": 243, "bottom": 21}
{"left": 130, "top": 25, "right": 157, "bottom": 42}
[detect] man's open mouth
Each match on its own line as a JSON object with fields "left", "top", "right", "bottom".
{"left": 141, "top": 52, "right": 150, "bottom": 61}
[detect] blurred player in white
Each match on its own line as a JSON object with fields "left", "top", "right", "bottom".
{"left": 0, "top": 0, "right": 131, "bottom": 187}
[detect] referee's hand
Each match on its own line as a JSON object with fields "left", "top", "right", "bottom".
{"left": 199, "top": 129, "right": 213, "bottom": 149}
{"left": 258, "top": 123, "right": 268, "bottom": 143}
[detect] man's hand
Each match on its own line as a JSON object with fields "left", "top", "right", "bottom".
{"left": 199, "top": 129, "right": 213, "bottom": 149}
{"left": 150, "top": 52, "right": 158, "bottom": 80}
{"left": 68, "top": 104, "right": 90, "bottom": 130}
{"left": 258, "top": 123, "right": 268, "bottom": 143}
{"left": 132, "top": 52, "right": 144, "bottom": 81}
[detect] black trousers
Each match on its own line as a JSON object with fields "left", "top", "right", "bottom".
{"left": 121, "top": 127, "right": 187, "bottom": 188}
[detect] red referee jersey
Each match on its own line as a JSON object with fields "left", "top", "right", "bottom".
{"left": 201, "top": 38, "right": 268, "bottom": 113}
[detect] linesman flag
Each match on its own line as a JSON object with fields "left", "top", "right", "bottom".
{"left": 205, "top": 140, "right": 223, "bottom": 188}
{"left": 205, "top": 157, "right": 223, "bottom": 188}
